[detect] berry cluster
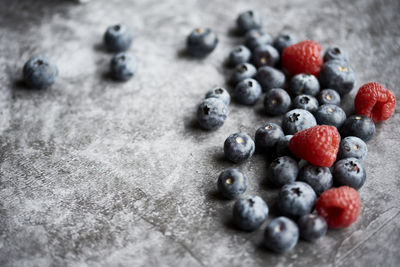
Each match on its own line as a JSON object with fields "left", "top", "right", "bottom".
{"left": 193, "top": 10, "right": 397, "bottom": 253}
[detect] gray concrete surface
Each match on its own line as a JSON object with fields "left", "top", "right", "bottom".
{"left": 0, "top": 0, "right": 399, "bottom": 266}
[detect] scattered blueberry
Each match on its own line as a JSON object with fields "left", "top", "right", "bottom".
{"left": 186, "top": 28, "right": 218, "bottom": 57}
{"left": 263, "top": 217, "right": 299, "bottom": 253}
{"left": 338, "top": 136, "right": 368, "bottom": 160}
{"left": 252, "top": 44, "right": 280, "bottom": 68}
{"left": 244, "top": 30, "right": 272, "bottom": 51}
{"left": 104, "top": 24, "right": 134, "bottom": 52}
{"left": 290, "top": 74, "right": 320, "bottom": 96}
{"left": 297, "top": 214, "right": 327, "bottom": 242}
{"left": 319, "top": 60, "right": 355, "bottom": 95}
{"left": 317, "top": 89, "right": 341, "bottom": 106}
{"left": 272, "top": 33, "right": 298, "bottom": 54}
{"left": 233, "top": 78, "right": 262, "bottom": 105}
{"left": 224, "top": 133, "right": 255, "bottom": 163}
{"left": 23, "top": 55, "right": 58, "bottom": 89}
{"left": 333, "top": 158, "right": 366, "bottom": 190}
{"left": 197, "top": 98, "right": 229, "bottom": 130}
{"left": 278, "top": 181, "right": 317, "bottom": 218}
{"left": 293, "top": 95, "right": 319, "bottom": 113}
{"left": 314, "top": 104, "right": 346, "bottom": 128}
{"left": 276, "top": 135, "right": 295, "bottom": 158}
{"left": 298, "top": 164, "right": 333, "bottom": 195}
{"left": 110, "top": 52, "right": 137, "bottom": 81}
{"left": 236, "top": 10, "right": 262, "bottom": 34}
{"left": 205, "top": 87, "right": 231, "bottom": 105}
{"left": 264, "top": 88, "right": 292, "bottom": 115}
{"left": 282, "top": 109, "right": 317, "bottom": 135}
{"left": 268, "top": 156, "right": 299, "bottom": 187}
{"left": 233, "top": 195, "right": 269, "bottom": 231}
{"left": 217, "top": 168, "right": 248, "bottom": 199}
{"left": 323, "top": 46, "right": 349, "bottom": 62}
{"left": 255, "top": 122, "right": 284, "bottom": 151}
{"left": 228, "top": 45, "right": 251, "bottom": 66}
{"left": 340, "top": 115, "right": 376, "bottom": 142}
{"left": 255, "top": 66, "right": 286, "bottom": 92}
{"left": 230, "top": 63, "right": 257, "bottom": 84}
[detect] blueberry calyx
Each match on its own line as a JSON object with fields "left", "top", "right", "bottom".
{"left": 291, "top": 187, "right": 302, "bottom": 196}
{"left": 300, "top": 96, "right": 310, "bottom": 104}
{"left": 288, "top": 113, "right": 300, "bottom": 122}
{"left": 203, "top": 105, "right": 210, "bottom": 115}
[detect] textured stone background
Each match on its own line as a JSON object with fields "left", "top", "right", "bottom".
{"left": 0, "top": 0, "right": 399, "bottom": 266}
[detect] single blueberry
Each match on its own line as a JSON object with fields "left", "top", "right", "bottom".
{"left": 264, "top": 88, "right": 292, "bottom": 115}
{"left": 340, "top": 115, "right": 375, "bottom": 142}
{"left": 290, "top": 74, "right": 320, "bottom": 96}
{"left": 252, "top": 44, "right": 280, "bottom": 68}
{"left": 297, "top": 214, "right": 327, "bottom": 242}
{"left": 23, "top": 55, "right": 58, "bottom": 89}
{"left": 268, "top": 156, "right": 299, "bottom": 187}
{"left": 323, "top": 46, "right": 349, "bottom": 62}
{"left": 244, "top": 30, "right": 272, "bottom": 51}
{"left": 319, "top": 60, "right": 355, "bottom": 95}
{"left": 263, "top": 217, "right": 299, "bottom": 253}
{"left": 255, "top": 122, "right": 284, "bottom": 151}
{"left": 297, "top": 164, "right": 333, "bottom": 195}
{"left": 314, "top": 104, "right": 346, "bottom": 128}
{"left": 186, "top": 28, "right": 218, "bottom": 57}
{"left": 217, "top": 168, "right": 248, "bottom": 199}
{"left": 197, "top": 98, "right": 229, "bottom": 130}
{"left": 228, "top": 45, "right": 251, "bottom": 66}
{"left": 233, "top": 78, "right": 262, "bottom": 105}
{"left": 256, "top": 66, "right": 286, "bottom": 92}
{"left": 282, "top": 109, "right": 317, "bottom": 135}
{"left": 236, "top": 10, "right": 262, "bottom": 34}
{"left": 104, "top": 24, "right": 134, "bottom": 52}
{"left": 224, "top": 133, "right": 255, "bottom": 163}
{"left": 205, "top": 87, "right": 231, "bottom": 106}
{"left": 110, "top": 52, "right": 137, "bottom": 81}
{"left": 230, "top": 63, "right": 257, "bottom": 84}
{"left": 233, "top": 195, "right": 269, "bottom": 231}
{"left": 338, "top": 136, "right": 368, "bottom": 160}
{"left": 276, "top": 135, "right": 295, "bottom": 158}
{"left": 278, "top": 182, "right": 317, "bottom": 218}
{"left": 333, "top": 158, "right": 366, "bottom": 190}
{"left": 272, "top": 33, "right": 298, "bottom": 54}
{"left": 317, "top": 89, "right": 341, "bottom": 106}
{"left": 293, "top": 95, "right": 319, "bottom": 113}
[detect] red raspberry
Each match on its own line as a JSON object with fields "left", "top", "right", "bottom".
{"left": 354, "top": 82, "right": 396, "bottom": 122}
{"left": 315, "top": 186, "right": 361, "bottom": 228}
{"left": 289, "top": 125, "right": 340, "bottom": 167}
{"left": 282, "top": 40, "right": 323, "bottom": 77}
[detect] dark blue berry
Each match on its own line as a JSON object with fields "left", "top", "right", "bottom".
{"left": 268, "top": 156, "right": 299, "bottom": 187}
{"left": 255, "top": 122, "right": 284, "bottom": 151}
{"left": 236, "top": 10, "right": 262, "bottom": 34}
{"left": 110, "top": 52, "right": 137, "bottom": 81}
{"left": 290, "top": 74, "right": 320, "bottom": 96}
{"left": 297, "top": 214, "right": 327, "bottom": 242}
{"left": 276, "top": 135, "right": 295, "bottom": 158}
{"left": 244, "top": 30, "right": 272, "bottom": 51}
{"left": 23, "top": 55, "right": 58, "bottom": 89}
{"left": 293, "top": 95, "right": 319, "bottom": 113}
{"left": 323, "top": 46, "right": 349, "bottom": 62}
{"left": 264, "top": 88, "right": 292, "bottom": 115}
{"left": 317, "top": 89, "right": 341, "bottom": 106}
{"left": 252, "top": 45, "right": 280, "bottom": 68}
{"left": 255, "top": 66, "right": 286, "bottom": 92}
{"left": 298, "top": 165, "right": 333, "bottom": 195}
{"left": 282, "top": 109, "right": 317, "bottom": 135}
{"left": 205, "top": 87, "right": 231, "bottom": 106}
{"left": 186, "top": 28, "right": 218, "bottom": 57}
{"left": 314, "top": 104, "right": 346, "bottom": 128}
{"left": 224, "top": 133, "right": 255, "bottom": 163}
{"left": 272, "top": 33, "right": 298, "bottom": 54}
{"left": 197, "top": 98, "right": 228, "bottom": 130}
{"left": 319, "top": 60, "right": 355, "bottom": 95}
{"left": 340, "top": 115, "right": 375, "bottom": 142}
{"left": 263, "top": 217, "right": 299, "bottom": 253}
{"left": 104, "top": 24, "right": 134, "bottom": 52}
{"left": 217, "top": 168, "right": 248, "bottom": 199}
{"left": 338, "top": 136, "right": 368, "bottom": 160}
{"left": 228, "top": 45, "right": 251, "bottom": 66}
{"left": 333, "top": 158, "right": 366, "bottom": 190}
{"left": 230, "top": 63, "right": 257, "bottom": 84}
{"left": 233, "top": 196, "right": 269, "bottom": 231}
{"left": 233, "top": 78, "right": 262, "bottom": 105}
{"left": 278, "top": 181, "right": 317, "bottom": 218}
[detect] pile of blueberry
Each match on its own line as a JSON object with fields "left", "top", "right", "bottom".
{"left": 22, "top": 23, "right": 137, "bottom": 89}
{"left": 192, "top": 10, "right": 396, "bottom": 252}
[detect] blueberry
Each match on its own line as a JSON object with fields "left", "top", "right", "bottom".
{"left": 317, "top": 89, "right": 341, "bottom": 106}
{"left": 205, "top": 87, "right": 231, "bottom": 106}
{"left": 293, "top": 95, "right": 319, "bottom": 113}
{"left": 217, "top": 168, "right": 248, "bottom": 199}
{"left": 104, "top": 24, "right": 134, "bottom": 52}
{"left": 186, "top": 28, "right": 218, "bottom": 57}
{"left": 230, "top": 63, "right": 257, "bottom": 84}
{"left": 314, "top": 104, "right": 346, "bottom": 128}
{"left": 319, "top": 60, "right": 355, "bottom": 95}
{"left": 264, "top": 88, "right": 292, "bottom": 115}
{"left": 297, "top": 214, "right": 327, "bottom": 242}
{"left": 282, "top": 109, "right": 317, "bottom": 135}
{"left": 263, "top": 217, "right": 299, "bottom": 253}
{"left": 290, "top": 74, "right": 320, "bottom": 96}
{"left": 323, "top": 46, "right": 349, "bottom": 62}
{"left": 340, "top": 115, "right": 375, "bottom": 142}
{"left": 255, "top": 66, "right": 286, "bottom": 92}
{"left": 110, "top": 52, "right": 137, "bottom": 81}
{"left": 268, "top": 156, "right": 299, "bottom": 187}
{"left": 252, "top": 45, "right": 280, "bottom": 68}
{"left": 255, "top": 123, "right": 284, "bottom": 151}
{"left": 233, "top": 78, "right": 262, "bottom": 105}
{"left": 228, "top": 45, "right": 251, "bottom": 66}
{"left": 233, "top": 196, "right": 269, "bottom": 231}
{"left": 272, "top": 33, "right": 298, "bottom": 54}
{"left": 297, "top": 164, "right": 333, "bottom": 195}
{"left": 244, "top": 30, "right": 272, "bottom": 51}
{"left": 278, "top": 181, "right": 317, "bottom": 218}
{"left": 236, "top": 10, "right": 262, "bottom": 34}
{"left": 23, "top": 55, "right": 58, "bottom": 89}
{"left": 333, "top": 158, "right": 366, "bottom": 190}
{"left": 338, "top": 136, "right": 368, "bottom": 160}
{"left": 276, "top": 135, "right": 295, "bottom": 158}
{"left": 197, "top": 98, "right": 229, "bottom": 130}
{"left": 224, "top": 133, "right": 255, "bottom": 163}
